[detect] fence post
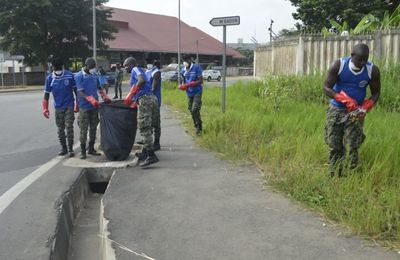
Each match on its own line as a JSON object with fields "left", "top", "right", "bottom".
{"left": 374, "top": 30, "right": 382, "bottom": 59}
{"left": 253, "top": 47, "right": 257, "bottom": 78}
{"left": 296, "top": 36, "right": 305, "bottom": 74}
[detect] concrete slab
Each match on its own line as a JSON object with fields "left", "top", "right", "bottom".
{"left": 63, "top": 154, "right": 138, "bottom": 169}
{"left": 101, "top": 107, "right": 399, "bottom": 260}
{"left": 0, "top": 164, "right": 85, "bottom": 260}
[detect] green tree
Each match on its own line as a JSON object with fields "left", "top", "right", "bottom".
{"left": 277, "top": 28, "right": 301, "bottom": 38}
{"left": 320, "top": 4, "right": 400, "bottom": 36}
{"left": 0, "top": 0, "right": 117, "bottom": 67}
{"left": 288, "top": 0, "right": 400, "bottom": 31}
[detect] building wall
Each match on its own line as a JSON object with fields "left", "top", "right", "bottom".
{"left": 254, "top": 30, "right": 400, "bottom": 77}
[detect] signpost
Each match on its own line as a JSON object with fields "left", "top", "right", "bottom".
{"left": 0, "top": 53, "right": 4, "bottom": 87}
{"left": 210, "top": 16, "right": 240, "bottom": 113}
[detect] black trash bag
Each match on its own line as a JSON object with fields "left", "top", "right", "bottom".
{"left": 99, "top": 100, "right": 137, "bottom": 161}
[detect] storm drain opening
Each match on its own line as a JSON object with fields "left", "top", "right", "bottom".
{"left": 66, "top": 168, "right": 115, "bottom": 260}
{"left": 89, "top": 182, "right": 109, "bottom": 194}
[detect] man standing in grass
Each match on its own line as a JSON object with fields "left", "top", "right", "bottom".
{"left": 323, "top": 43, "right": 381, "bottom": 176}
{"left": 179, "top": 54, "right": 204, "bottom": 136}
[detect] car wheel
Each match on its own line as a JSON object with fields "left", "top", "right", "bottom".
{"left": 207, "top": 76, "right": 211, "bottom": 82}
{"left": 217, "top": 76, "right": 221, "bottom": 81}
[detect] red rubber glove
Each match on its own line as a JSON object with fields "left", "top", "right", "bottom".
{"left": 130, "top": 102, "right": 138, "bottom": 109}
{"left": 123, "top": 85, "right": 140, "bottom": 106}
{"left": 42, "top": 99, "right": 50, "bottom": 119}
{"left": 85, "top": 96, "right": 100, "bottom": 108}
{"left": 99, "top": 89, "right": 111, "bottom": 104}
{"left": 179, "top": 81, "right": 197, "bottom": 91}
{"left": 178, "top": 84, "right": 188, "bottom": 91}
{"left": 334, "top": 91, "right": 358, "bottom": 111}
{"left": 360, "top": 99, "right": 375, "bottom": 112}
{"left": 186, "top": 81, "right": 198, "bottom": 88}
{"left": 74, "top": 101, "right": 79, "bottom": 113}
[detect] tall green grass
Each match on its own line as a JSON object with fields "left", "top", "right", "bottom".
{"left": 163, "top": 72, "right": 400, "bottom": 248}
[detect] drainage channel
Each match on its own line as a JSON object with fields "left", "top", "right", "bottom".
{"left": 50, "top": 168, "right": 115, "bottom": 260}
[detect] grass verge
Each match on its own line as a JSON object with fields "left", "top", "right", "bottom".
{"left": 163, "top": 78, "right": 400, "bottom": 249}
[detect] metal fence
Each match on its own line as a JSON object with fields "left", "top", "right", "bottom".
{"left": 254, "top": 30, "right": 400, "bottom": 77}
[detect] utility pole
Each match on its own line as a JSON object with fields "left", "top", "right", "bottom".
{"left": 268, "top": 19, "right": 277, "bottom": 43}
{"left": 195, "top": 37, "right": 204, "bottom": 63}
{"left": 177, "top": 0, "right": 181, "bottom": 83}
{"left": 92, "top": 0, "right": 97, "bottom": 61}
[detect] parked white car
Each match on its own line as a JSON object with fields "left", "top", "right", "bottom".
{"left": 202, "top": 70, "right": 221, "bottom": 81}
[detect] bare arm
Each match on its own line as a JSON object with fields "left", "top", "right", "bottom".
{"left": 43, "top": 92, "right": 50, "bottom": 101}
{"left": 323, "top": 59, "right": 340, "bottom": 99}
{"left": 152, "top": 71, "right": 161, "bottom": 91}
{"left": 196, "top": 75, "right": 203, "bottom": 85}
{"left": 136, "top": 74, "right": 145, "bottom": 89}
{"left": 368, "top": 66, "right": 381, "bottom": 103}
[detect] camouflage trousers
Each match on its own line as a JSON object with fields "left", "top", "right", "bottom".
{"left": 55, "top": 107, "right": 75, "bottom": 148}
{"left": 324, "top": 105, "right": 365, "bottom": 173}
{"left": 153, "top": 104, "right": 161, "bottom": 140}
{"left": 78, "top": 108, "right": 99, "bottom": 146}
{"left": 188, "top": 93, "right": 202, "bottom": 130}
{"left": 137, "top": 95, "right": 160, "bottom": 150}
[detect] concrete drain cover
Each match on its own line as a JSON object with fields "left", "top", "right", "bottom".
{"left": 63, "top": 153, "right": 138, "bottom": 168}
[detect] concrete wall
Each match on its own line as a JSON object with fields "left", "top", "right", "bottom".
{"left": 1, "top": 72, "right": 46, "bottom": 86}
{"left": 255, "top": 30, "right": 400, "bottom": 77}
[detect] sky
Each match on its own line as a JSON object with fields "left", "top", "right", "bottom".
{"left": 106, "top": 0, "right": 298, "bottom": 44}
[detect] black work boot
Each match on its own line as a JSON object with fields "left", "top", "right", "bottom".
{"left": 68, "top": 146, "right": 75, "bottom": 158}
{"left": 88, "top": 141, "right": 101, "bottom": 156}
{"left": 80, "top": 144, "right": 86, "bottom": 159}
{"left": 195, "top": 127, "right": 202, "bottom": 136}
{"left": 67, "top": 139, "right": 74, "bottom": 157}
{"left": 135, "top": 148, "right": 148, "bottom": 161}
{"left": 58, "top": 139, "right": 68, "bottom": 156}
{"left": 58, "top": 146, "right": 68, "bottom": 156}
{"left": 195, "top": 122, "right": 202, "bottom": 136}
{"left": 139, "top": 149, "right": 159, "bottom": 167}
{"left": 153, "top": 138, "right": 160, "bottom": 151}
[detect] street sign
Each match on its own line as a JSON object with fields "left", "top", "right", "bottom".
{"left": 209, "top": 16, "right": 240, "bottom": 27}
{"left": 209, "top": 16, "right": 240, "bottom": 113}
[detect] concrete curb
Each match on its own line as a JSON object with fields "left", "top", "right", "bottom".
{"left": 51, "top": 170, "right": 89, "bottom": 260}
{"left": 0, "top": 87, "right": 42, "bottom": 93}
{"left": 99, "top": 171, "right": 118, "bottom": 260}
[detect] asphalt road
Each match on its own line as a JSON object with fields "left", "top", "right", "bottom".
{"left": 0, "top": 90, "right": 79, "bottom": 196}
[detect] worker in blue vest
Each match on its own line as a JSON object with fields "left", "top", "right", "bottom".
{"left": 323, "top": 43, "right": 381, "bottom": 176}
{"left": 123, "top": 57, "right": 159, "bottom": 167}
{"left": 179, "top": 54, "right": 204, "bottom": 136}
{"left": 146, "top": 59, "right": 162, "bottom": 151}
{"left": 42, "top": 57, "right": 79, "bottom": 157}
{"left": 75, "top": 58, "right": 111, "bottom": 159}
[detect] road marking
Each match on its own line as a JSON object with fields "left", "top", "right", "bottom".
{"left": 0, "top": 144, "right": 79, "bottom": 215}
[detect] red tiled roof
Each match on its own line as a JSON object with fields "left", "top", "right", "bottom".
{"left": 105, "top": 7, "right": 244, "bottom": 59}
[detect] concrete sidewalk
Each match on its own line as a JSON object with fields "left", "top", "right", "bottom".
{"left": 101, "top": 106, "right": 398, "bottom": 260}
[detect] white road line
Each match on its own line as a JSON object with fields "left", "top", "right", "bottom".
{"left": 0, "top": 143, "right": 80, "bottom": 215}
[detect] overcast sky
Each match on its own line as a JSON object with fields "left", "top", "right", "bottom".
{"left": 106, "top": 0, "right": 297, "bottom": 44}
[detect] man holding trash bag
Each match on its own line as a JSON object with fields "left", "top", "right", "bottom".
{"left": 123, "top": 57, "right": 159, "bottom": 167}
{"left": 75, "top": 57, "right": 111, "bottom": 159}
